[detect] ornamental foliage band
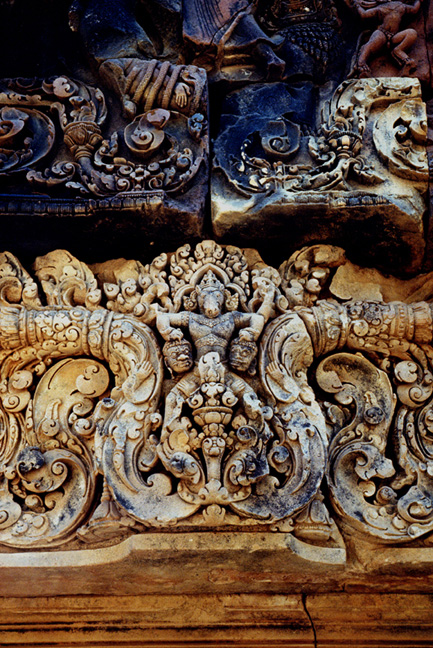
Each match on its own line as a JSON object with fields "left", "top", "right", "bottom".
{"left": 0, "top": 241, "right": 433, "bottom": 551}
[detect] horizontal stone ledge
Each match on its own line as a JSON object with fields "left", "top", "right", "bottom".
{"left": 0, "top": 591, "right": 432, "bottom": 646}
{"left": 0, "top": 532, "right": 345, "bottom": 598}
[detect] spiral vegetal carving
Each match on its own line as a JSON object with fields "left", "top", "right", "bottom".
{"left": 0, "top": 242, "right": 433, "bottom": 550}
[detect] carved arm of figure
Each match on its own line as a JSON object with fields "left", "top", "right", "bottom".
{"left": 342, "top": 0, "right": 420, "bottom": 21}
{"left": 256, "top": 282, "right": 276, "bottom": 320}
{"left": 344, "top": 0, "right": 382, "bottom": 20}
{"left": 404, "top": 0, "right": 422, "bottom": 14}
{"left": 238, "top": 283, "right": 276, "bottom": 341}
{"left": 156, "top": 311, "right": 189, "bottom": 341}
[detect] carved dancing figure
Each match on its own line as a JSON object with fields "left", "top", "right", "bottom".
{"left": 344, "top": 0, "right": 422, "bottom": 75}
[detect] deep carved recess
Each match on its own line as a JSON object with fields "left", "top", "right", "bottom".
{"left": 1, "top": 241, "right": 433, "bottom": 552}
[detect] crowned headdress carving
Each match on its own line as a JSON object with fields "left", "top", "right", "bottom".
{"left": 100, "top": 240, "right": 285, "bottom": 322}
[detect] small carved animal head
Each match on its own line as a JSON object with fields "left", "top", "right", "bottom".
{"left": 196, "top": 271, "right": 225, "bottom": 319}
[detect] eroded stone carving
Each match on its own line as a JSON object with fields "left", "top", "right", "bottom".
{"left": 212, "top": 76, "right": 427, "bottom": 272}
{"left": 182, "top": 0, "right": 286, "bottom": 81}
{"left": 0, "top": 0, "right": 430, "bottom": 271}
{"left": 0, "top": 77, "right": 104, "bottom": 180}
{"left": 1, "top": 241, "right": 433, "bottom": 552}
{"left": 99, "top": 58, "right": 207, "bottom": 120}
{"left": 0, "top": 106, "right": 55, "bottom": 174}
{"left": 215, "top": 76, "right": 427, "bottom": 194}
{"left": 0, "top": 72, "right": 208, "bottom": 241}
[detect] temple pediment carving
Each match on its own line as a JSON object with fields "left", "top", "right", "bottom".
{"left": 1, "top": 0, "right": 433, "bottom": 641}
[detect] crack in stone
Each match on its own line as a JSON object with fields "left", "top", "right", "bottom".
{"left": 302, "top": 593, "right": 317, "bottom": 648}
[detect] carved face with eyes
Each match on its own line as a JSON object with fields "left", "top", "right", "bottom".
{"left": 163, "top": 339, "right": 193, "bottom": 374}
{"left": 229, "top": 337, "right": 258, "bottom": 372}
{"left": 197, "top": 287, "right": 224, "bottom": 319}
{"left": 196, "top": 271, "right": 225, "bottom": 319}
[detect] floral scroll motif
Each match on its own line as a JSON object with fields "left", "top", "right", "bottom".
{"left": 0, "top": 72, "right": 207, "bottom": 198}
{"left": 216, "top": 77, "right": 426, "bottom": 195}
{"left": 1, "top": 242, "right": 433, "bottom": 550}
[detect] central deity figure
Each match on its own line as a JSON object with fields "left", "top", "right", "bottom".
{"left": 156, "top": 269, "right": 275, "bottom": 495}
{"left": 157, "top": 269, "right": 273, "bottom": 371}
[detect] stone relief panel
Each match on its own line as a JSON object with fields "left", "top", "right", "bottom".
{"left": 0, "top": 0, "right": 430, "bottom": 268}
{"left": 1, "top": 241, "right": 433, "bottom": 553}
{"left": 343, "top": 0, "right": 425, "bottom": 78}
{"left": 212, "top": 75, "right": 428, "bottom": 273}
{"left": 0, "top": 69, "right": 208, "bottom": 241}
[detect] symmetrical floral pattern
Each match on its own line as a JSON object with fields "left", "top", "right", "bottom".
{"left": 1, "top": 241, "right": 433, "bottom": 550}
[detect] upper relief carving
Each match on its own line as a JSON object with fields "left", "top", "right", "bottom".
{"left": 212, "top": 74, "right": 428, "bottom": 273}
{"left": 2, "top": 242, "right": 433, "bottom": 551}
{"left": 182, "top": 0, "right": 286, "bottom": 81}
{"left": 0, "top": 1, "right": 209, "bottom": 239}
{"left": 0, "top": 0, "right": 429, "bottom": 266}
{"left": 215, "top": 77, "right": 428, "bottom": 195}
{"left": 0, "top": 75, "right": 207, "bottom": 203}
{"left": 343, "top": 0, "right": 424, "bottom": 77}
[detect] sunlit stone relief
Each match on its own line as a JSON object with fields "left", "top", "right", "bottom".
{"left": 0, "top": 241, "right": 433, "bottom": 552}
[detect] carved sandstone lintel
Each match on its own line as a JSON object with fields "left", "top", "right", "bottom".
{"left": 0, "top": 73, "right": 208, "bottom": 241}
{"left": 2, "top": 242, "right": 433, "bottom": 553}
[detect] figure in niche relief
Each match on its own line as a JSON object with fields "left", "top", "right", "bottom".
{"left": 157, "top": 269, "right": 274, "bottom": 375}
{"left": 157, "top": 270, "right": 274, "bottom": 369}
{"left": 344, "top": 0, "right": 422, "bottom": 76}
{"left": 70, "top": 0, "right": 284, "bottom": 80}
